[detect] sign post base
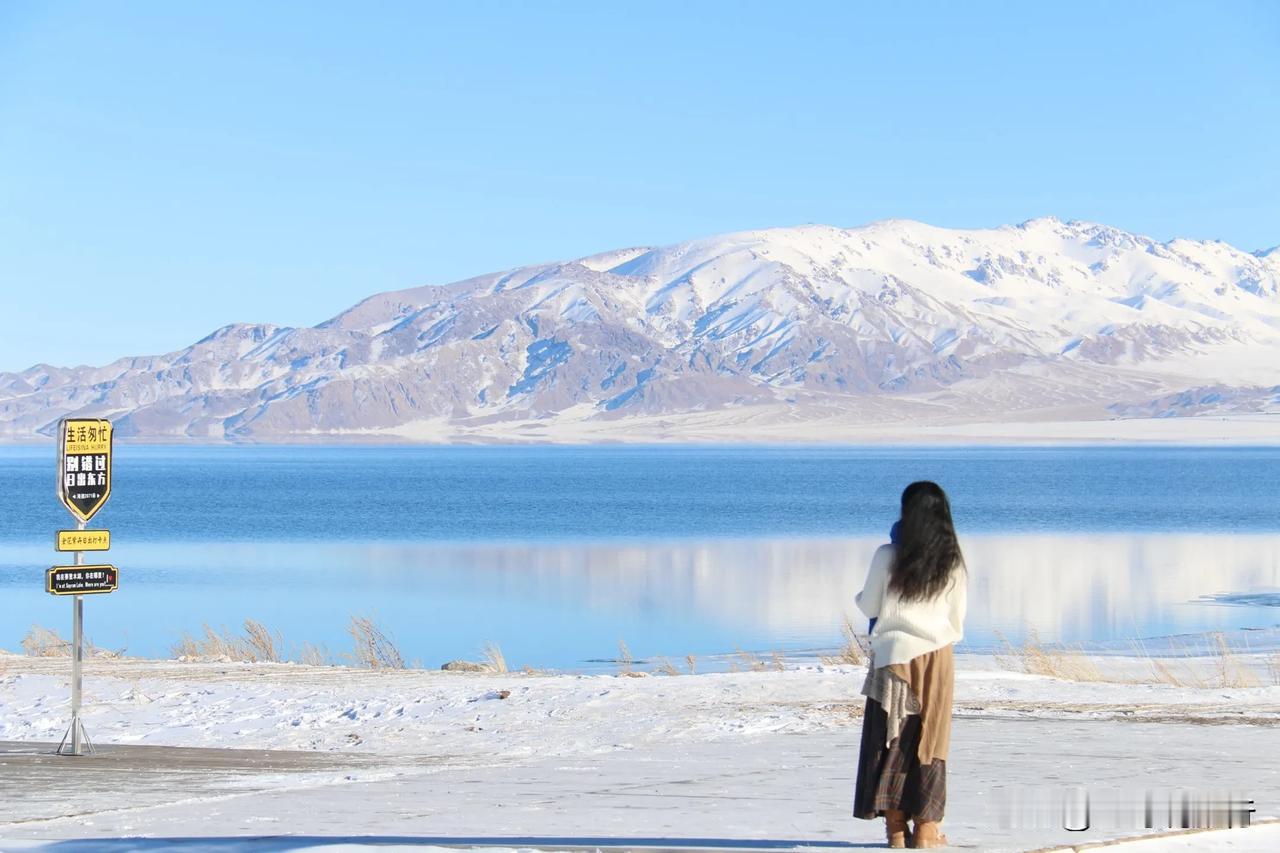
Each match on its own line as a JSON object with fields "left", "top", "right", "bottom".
{"left": 55, "top": 716, "right": 94, "bottom": 756}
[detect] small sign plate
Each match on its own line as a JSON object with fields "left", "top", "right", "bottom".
{"left": 55, "top": 530, "right": 111, "bottom": 552}
{"left": 47, "top": 565, "right": 119, "bottom": 596}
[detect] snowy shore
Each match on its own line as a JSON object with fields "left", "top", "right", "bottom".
{"left": 3, "top": 651, "right": 1279, "bottom": 753}
{"left": 2, "top": 648, "right": 1278, "bottom": 851}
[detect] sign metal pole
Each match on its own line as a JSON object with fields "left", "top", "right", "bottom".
{"left": 56, "top": 520, "right": 95, "bottom": 755}
{"left": 54, "top": 417, "right": 112, "bottom": 758}
{"left": 71, "top": 518, "right": 85, "bottom": 756}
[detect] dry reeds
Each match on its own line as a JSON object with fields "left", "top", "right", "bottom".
{"left": 1142, "top": 636, "right": 1204, "bottom": 688}
{"left": 1211, "top": 632, "right": 1258, "bottom": 688}
{"left": 685, "top": 654, "right": 697, "bottom": 675}
{"left": 617, "top": 640, "right": 633, "bottom": 675}
{"left": 22, "top": 625, "right": 71, "bottom": 657}
{"left": 1149, "top": 657, "right": 1191, "bottom": 688}
{"left": 298, "top": 642, "right": 331, "bottom": 667}
{"left": 482, "top": 641, "right": 508, "bottom": 674}
{"left": 996, "top": 628, "right": 1272, "bottom": 689}
{"left": 1265, "top": 653, "right": 1280, "bottom": 686}
{"left": 243, "top": 619, "right": 282, "bottom": 662}
{"left": 991, "top": 629, "right": 1019, "bottom": 672}
{"left": 347, "top": 616, "right": 405, "bottom": 670}
{"left": 1023, "top": 646, "right": 1105, "bottom": 682}
{"left": 1138, "top": 634, "right": 1262, "bottom": 689}
{"left": 1016, "top": 630, "right": 1104, "bottom": 682}
{"left": 171, "top": 620, "right": 284, "bottom": 663}
{"left": 172, "top": 625, "right": 238, "bottom": 661}
{"left": 652, "top": 656, "right": 681, "bottom": 676}
{"left": 821, "top": 616, "right": 868, "bottom": 666}
{"left": 991, "top": 629, "right": 1104, "bottom": 682}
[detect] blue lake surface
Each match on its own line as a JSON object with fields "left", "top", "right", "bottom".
{"left": 1, "top": 444, "right": 1278, "bottom": 669}
{"left": 3, "top": 444, "right": 1280, "bottom": 540}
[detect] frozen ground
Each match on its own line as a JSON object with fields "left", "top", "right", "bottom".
{"left": 1, "top": 651, "right": 1277, "bottom": 851}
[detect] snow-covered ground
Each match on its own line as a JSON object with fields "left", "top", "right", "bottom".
{"left": 2, "top": 649, "right": 1278, "bottom": 851}
{"left": 3, "top": 652, "right": 1279, "bottom": 754}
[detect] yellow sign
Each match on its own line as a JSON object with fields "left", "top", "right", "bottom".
{"left": 58, "top": 418, "right": 113, "bottom": 523}
{"left": 56, "top": 529, "right": 110, "bottom": 552}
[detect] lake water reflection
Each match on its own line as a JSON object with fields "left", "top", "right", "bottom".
{"left": 2, "top": 534, "right": 1277, "bottom": 669}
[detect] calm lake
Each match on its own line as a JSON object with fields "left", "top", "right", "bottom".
{"left": 1, "top": 445, "right": 1278, "bottom": 669}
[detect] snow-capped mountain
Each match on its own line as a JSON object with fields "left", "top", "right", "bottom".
{"left": 3, "top": 217, "right": 1279, "bottom": 442}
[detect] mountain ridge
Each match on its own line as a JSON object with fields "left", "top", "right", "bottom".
{"left": 3, "top": 217, "right": 1279, "bottom": 443}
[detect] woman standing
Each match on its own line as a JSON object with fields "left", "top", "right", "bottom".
{"left": 854, "top": 481, "right": 967, "bottom": 849}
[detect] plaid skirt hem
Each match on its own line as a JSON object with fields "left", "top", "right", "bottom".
{"left": 853, "top": 696, "right": 946, "bottom": 822}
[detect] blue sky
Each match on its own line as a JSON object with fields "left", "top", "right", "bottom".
{"left": 1, "top": 1, "right": 1277, "bottom": 371}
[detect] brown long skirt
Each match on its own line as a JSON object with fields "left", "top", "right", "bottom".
{"left": 853, "top": 700, "right": 947, "bottom": 822}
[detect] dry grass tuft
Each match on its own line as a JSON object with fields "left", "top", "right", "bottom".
{"left": 242, "top": 619, "right": 282, "bottom": 663}
{"left": 22, "top": 626, "right": 71, "bottom": 657}
{"left": 652, "top": 657, "right": 681, "bottom": 676}
{"left": 991, "top": 629, "right": 1020, "bottom": 672}
{"left": 1019, "top": 630, "right": 1105, "bottom": 682}
{"left": 1141, "top": 637, "right": 1204, "bottom": 688}
{"left": 995, "top": 629, "right": 1273, "bottom": 689}
{"left": 171, "top": 621, "right": 284, "bottom": 663}
{"left": 1266, "top": 654, "right": 1280, "bottom": 686}
{"left": 685, "top": 654, "right": 697, "bottom": 675}
{"left": 617, "top": 639, "right": 633, "bottom": 675}
{"left": 736, "top": 649, "right": 767, "bottom": 672}
{"left": 200, "top": 625, "right": 242, "bottom": 660}
{"left": 1211, "top": 632, "right": 1258, "bottom": 688}
{"left": 1267, "top": 651, "right": 1280, "bottom": 687}
{"left": 482, "top": 641, "right": 509, "bottom": 674}
{"left": 347, "top": 616, "right": 405, "bottom": 670}
{"left": 821, "top": 616, "right": 868, "bottom": 666}
{"left": 171, "top": 633, "right": 199, "bottom": 659}
{"left": 770, "top": 650, "right": 786, "bottom": 672}
{"left": 172, "top": 625, "right": 243, "bottom": 661}
{"left": 992, "top": 629, "right": 1104, "bottom": 682}
{"left": 1150, "top": 658, "right": 1188, "bottom": 688}
{"left": 1142, "top": 634, "right": 1259, "bottom": 689}
{"left": 297, "top": 642, "right": 331, "bottom": 667}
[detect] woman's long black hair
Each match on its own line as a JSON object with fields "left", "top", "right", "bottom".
{"left": 888, "top": 481, "right": 964, "bottom": 602}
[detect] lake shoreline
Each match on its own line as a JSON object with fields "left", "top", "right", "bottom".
{"left": 1, "top": 410, "right": 1280, "bottom": 447}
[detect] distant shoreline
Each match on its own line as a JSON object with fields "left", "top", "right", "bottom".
{"left": 1, "top": 412, "right": 1278, "bottom": 447}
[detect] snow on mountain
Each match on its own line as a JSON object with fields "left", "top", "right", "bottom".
{"left": 2, "top": 217, "right": 1278, "bottom": 442}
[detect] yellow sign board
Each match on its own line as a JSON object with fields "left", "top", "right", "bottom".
{"left": 58, "top": 418, "right": 113, "bottom": 523}
{"left": 56, "top": 529, "right": 110, "bottom": 552}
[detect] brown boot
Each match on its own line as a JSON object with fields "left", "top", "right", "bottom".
{"left": 884, "top": 809, "right": 911, "bottom": 848}
{"left": 911, "top": 819, "right": 948, "bottom": 848}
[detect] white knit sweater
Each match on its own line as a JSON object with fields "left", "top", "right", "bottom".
{"left": 856, "top": 544, "right": 966, "bottom": 667}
